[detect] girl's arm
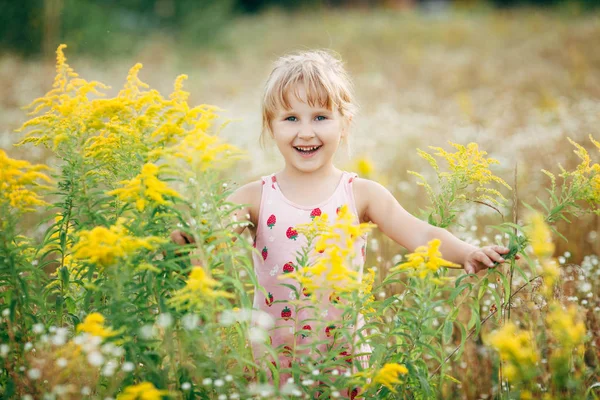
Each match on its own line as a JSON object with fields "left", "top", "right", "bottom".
{"left": 356, "top": 179, "right": 508, "bottom": 273}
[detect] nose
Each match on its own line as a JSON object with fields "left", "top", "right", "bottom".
{"left": 297, "top": 122, "right": 315, "bottom": 140}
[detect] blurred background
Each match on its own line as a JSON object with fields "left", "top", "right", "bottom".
{"left": 2, "top": 2, "right": 599, "bottom": 396}
{"left": 1, "top": 0, "right": 599, "bottom": 259}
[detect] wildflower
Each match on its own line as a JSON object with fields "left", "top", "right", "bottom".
{"left": 408, "top": 142, "right": 510, "bottom": 227}
{"left": 350, "top": 156, "right": 375, "bottom": 178}
{"left": 525, "top": 213, "right": 555, "bottom": 259}
{"left": 390, "top": 239, "right": 461, "bottom": 279}
{"left": 0, "top": 150, "right": 51, "bottom": 212}
{"left": 107, "top": 163, "right": 181, "bottom": 212}
{"left": 168, "top": 266, "right": 234, "bottom": 311}
{"left": 545, "top": 303, "right": 586, "bottom": 349}
{"left": 282, "top": 205, "right": 375, "bottom": 295}
{"left": 359, "top": 267, "right": 376, "bottom": 314}
{"left": 362, "top": 363, "right": 408, "bottom": 393}
{"left": 161, "top": 128, "right": 246, "bottom": 173}
{"left": 16, "top": 44, "right": 108, "bottom": 152}
{"left": 72, "top": 219, "right": 164, "bottom": 268}
{"left": 486, "top": 322, "right": 538, "bottom": 380}
{"left": 76, "top": 313, "right": 117, "bottom": 338}
{"left": 116, "top": 382, "right": 168, "bottom": 400}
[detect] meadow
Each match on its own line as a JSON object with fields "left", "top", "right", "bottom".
{"left": 1, "top": 6, "right": 599, "bottom": 399}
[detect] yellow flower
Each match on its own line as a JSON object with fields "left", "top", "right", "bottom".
{"left": 368, "top": 363, "right": 409, "bottom": 393}
{"left": 281, "top": 204, "right": 375, "bottom": 295}
{"left": 168, "top": 266, "right": 234, "bottom": 311}
{"left": 76, "top": 312, "right": 117, "bottom": 338}
{"left": 486, "top": 322, "right": 538, "bottom": 380}
{"left": 390, "top": 239, "right": 461, "bottom": 279}
{"left": 160, "top": 127, "right": 246, "bottom": 172}
{"left": 107, "top": 163, "right": 181, "bottom": 212}
{"left": 546, "top": 303, "right": 586, "bottom": 349}
{"left": 409, "top": 141, "right": 511, "bottom": 207}
{"left": 0, "top": 150, "right": 52, "bottom": 212}
{"left": 525, "top": 213, "right": 555, "bottom": 259}
{"left": 72, "top": 219, "right": 164, "bottom": 268}
{"left": 359, "top": 267, "right": 376, "bottom": 314}
{"left": 350, "top": 156, "right": 375, "bottom": 178}
{"left": 117, "top": 382, "right": 168, "bottom": 400}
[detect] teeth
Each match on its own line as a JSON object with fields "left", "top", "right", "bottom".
{"left": 295, "top": 146, "right": 320, "bottom": 152}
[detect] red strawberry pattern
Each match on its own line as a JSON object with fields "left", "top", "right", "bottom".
{"left": 281, "top": 306, "right": 292, "bottom": 321}
{"left": 265, "top": 292, "right": 274, "bottom": 307}
{"left": 310, "top": 208, "right": 322, "bottom": 219}
{"left": 271, "top": 175, "right": 277, "bottom": 189}
{"left": 336, "top": 206, "right": 341, "bottom": 215}
{"left": 350, "top": 388, "right": 359, "bottom": 399}
{"left": 283, "top": 262, "right": 295, "bottom": 274}
{"left": 339, "top": 350, "right": 352, "bottom": 364}
{"left": 267, "top": 214, "right": 276, "bottom": 229}
{"left": 282, "top": 345, "right": 293, "bottom": 356}
{"left": 301, "top": 324, "right": 312, "bottom": 338}
{"left": 286, "top": 227, "right": 298, "bottom": 240}
{"left": 325, "top": 325, "right": 336, "bottom": 338}
{"left": 361, "top": 245, "right": 366, "bottom": 259}
{"left": 262, "top": 246, "right": 268, "bottom": 260}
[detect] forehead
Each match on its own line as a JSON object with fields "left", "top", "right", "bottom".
{"left": 277, "top": 82, "right": 334, "bottom": 112}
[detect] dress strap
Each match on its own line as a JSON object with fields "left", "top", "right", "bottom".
{"left": 341, "top": 171, "right": 360, "bottom": 219}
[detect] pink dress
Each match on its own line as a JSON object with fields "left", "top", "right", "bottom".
{"left": 250, "top": 170, "right": 372, "bottom": 390}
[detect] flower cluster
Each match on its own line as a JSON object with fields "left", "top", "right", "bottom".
{"left": 0, "top": 150, "right": 51, "bottom": 213}
{"left": 485, "top": 322, "right": 539, "bottom": 381}
{"left": 282, "top": 205, "right": 375, "bottom": 295}
{"left": 390, "top": 238, "right": 461, "bottom": 280}
{"left": 168, "top": 266, "right": 234, "bottom": 311}
{"left": 72, "top": 219, "right": 164, "bottom": 268}
{"left": 77, "top": 313, "right": 118, "bottom": 338}
{"left": 108, "top": 163, "right": 181, "bottom": 212}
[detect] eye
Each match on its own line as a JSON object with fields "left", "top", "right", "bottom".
{"left": 285, "top": 116, "right": 297, "bottom": 122}
{"left": 315, "top": 116, "right": 327, "bottom": 121}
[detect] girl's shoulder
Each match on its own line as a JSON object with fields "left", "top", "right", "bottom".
{"left": 227, "top": 178, "right": 263, "bottom": 226}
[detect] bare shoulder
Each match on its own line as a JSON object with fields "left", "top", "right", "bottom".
{"left": 352, "top": 178, "right": 387, "bottom": 223}
{"left": 226, "top": 179, "right": 263, "bottom": 225}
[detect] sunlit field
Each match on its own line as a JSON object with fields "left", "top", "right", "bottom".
{"left": 1, "top": 6, "right": 599, "bottom": 400}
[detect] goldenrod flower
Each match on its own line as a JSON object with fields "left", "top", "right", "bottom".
{"left": 366, "top": 363, "right": 408, "bottom": 393}
{"left": 282, "top": 205, "right": 375, "bottom": 295}
{"left": 107, "top": 163, "right": 181, "bottom": 212}
{"left": 72, "top": 219, "right": 164, "bottom": 268}
{"left": 359, "top": 267, "right": 376, "bottom": 314}
{"left": 117, "top": 382, "right": 168, "bottom": 400}
{"left": 162, "top": 128, "right": 246, "bottom": 172}
{"left": 168, "top": 266, "right": 234, "bottom": 311}
{"left": 410, "top": 142, "right": 511, "bottom": 204}
{"left": 390, "top": 239, "right": 461, "bottom": 279}
{"left": 0, "top": 150, "right": 51, "bottom": 212}
{"left": 486, "top": 322, "right": 539, "bottom": 380}
{"left": 546, "top": 303, "right": 586, "bottom": 349}
{"left": 76, "top": 312, "right": 117, "bottom": 338}
{"left": 525, "top": 213, "right": 555, "bottom": 259}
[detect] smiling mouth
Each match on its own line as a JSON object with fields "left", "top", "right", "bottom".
{"left": 293, "top": 145, "right": 322, "bottom": 154}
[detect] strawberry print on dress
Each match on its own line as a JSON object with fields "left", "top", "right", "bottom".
{"left": 250, "top": 171, "right": 371, "bottom": 388}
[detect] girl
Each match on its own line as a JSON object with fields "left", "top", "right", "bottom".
{"left": 172, "top": 49, "right": 510, "bottom": 392}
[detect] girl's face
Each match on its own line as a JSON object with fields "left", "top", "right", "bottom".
{"left": 270, "top": 85, "right": 349, "bottom": 175}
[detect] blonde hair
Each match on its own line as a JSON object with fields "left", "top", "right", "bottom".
{"left": 260, "top": 49, "right": 357, "bottom": 148}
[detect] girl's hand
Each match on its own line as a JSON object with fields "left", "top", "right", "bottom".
{"left": 464, "top": 245, "right": 513, "bottom": 274}
{"left": 169, "top": 230, "right": 202, "bottom": 266}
